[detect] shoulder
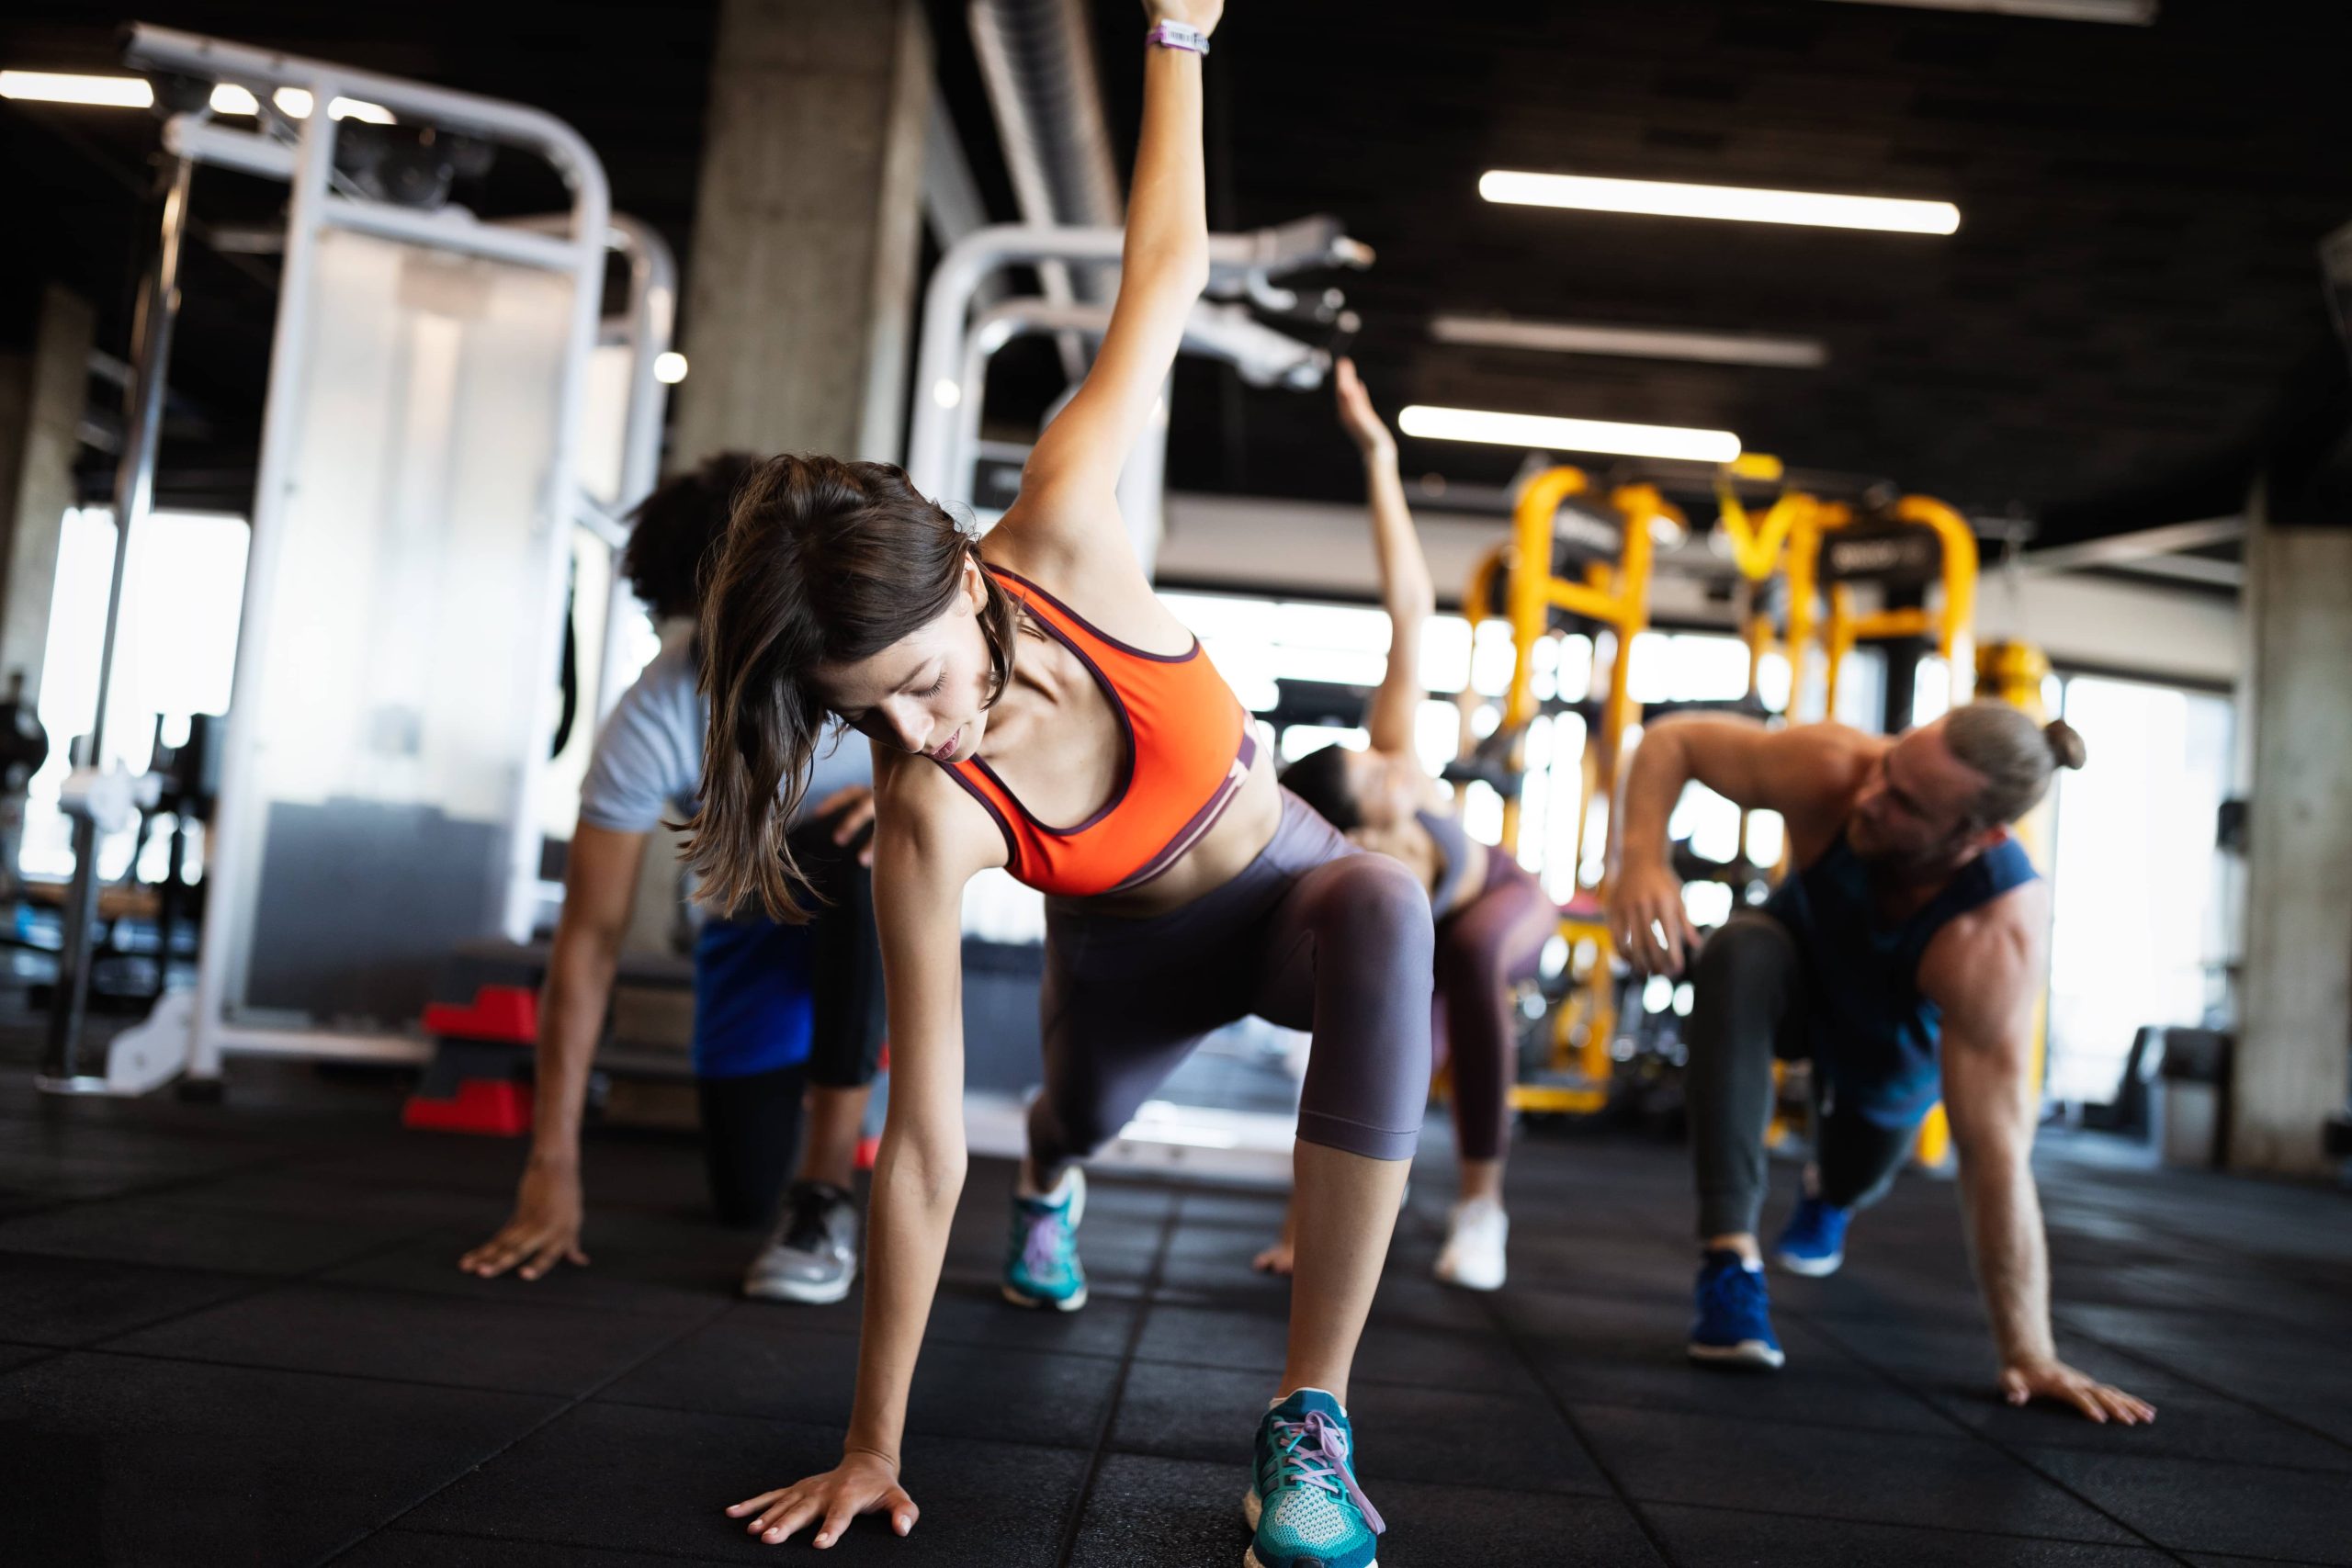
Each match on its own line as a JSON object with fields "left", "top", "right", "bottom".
{"left": 1919, "top": 877, "right": 2048, "bottom": 1014}
{"left": 870, "top": 750, "right": 1010, "bottom": 886}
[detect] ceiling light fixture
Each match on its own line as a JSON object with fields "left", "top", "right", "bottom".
{"left": 0, "top": 70, "right": 153, "bottom": 107}
{"left": 1430, "top": 313, "right": 1827, "bottom": 368}
{"left": 1479, "top": 170, "right": 1960, "bottom": 235}
{"left": 1397, "top": 404, "right": 1741, "bottom": 463}
{"left": 1815, "top": 0, "right": 2154, "bottom": 23}
{"left": 653, "top": 353, "right": 689, "bottom": 386}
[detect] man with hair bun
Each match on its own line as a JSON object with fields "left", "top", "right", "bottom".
{"left": 1611, "top": 702, "right": 2154, "bottom": 1424}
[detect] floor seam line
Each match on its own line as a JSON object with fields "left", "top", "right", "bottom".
{"left": 1428, "top": 1206, "right": 1684, "bottom": 1568}
{"left": 311, "top": 1292, "right": 738, "bottom": 1568}
{"left": 1795, "top": 1309, "right": 2199, "bottom": 1566}
{"left": 1052, "top": 1196, "right": 1182, "bottom": 1568}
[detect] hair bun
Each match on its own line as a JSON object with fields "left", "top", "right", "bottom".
{"left": 2043, "top": 718, "right": 2087, "bottom": 771}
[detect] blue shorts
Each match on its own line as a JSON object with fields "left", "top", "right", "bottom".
{"left": 692, "top": 916, "right": 817, "bottom": 1079}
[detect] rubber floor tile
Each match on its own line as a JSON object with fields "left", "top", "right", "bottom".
{"left": 402, "top": 1401, "right": 1087, "bottom": 1566}
{"left": 0, "top": 1191, "right": 438, "bottom": 1274}
{"left": 1067, "top": 1451, "right": 1662, "bottom": 1568}
{"left": 0, "top": 1252, "right": 265, "bottom": 1347}
{"left": 599, "top": 1310, "right": 1121, "bottom": 1450}
{"left": 338, "top": 1529, "right": 755, "bottom": 1566}
{"left": 0, "top": 1349, "right": 558, "bottom": 1568}
{"left": 1108, "top": 1359, "right": 1611, "bottom": 1496}
{"left": 1571, "top": 1404, "right": 2140, "bottom": 1542}
{"left": 2021, "top": 1446, "right": 2352, "bottom": 1563}
{"left": 1645, "top": 1503, "right": 2176, "bottom": 1567}
{"left": 107, "top": 1280, "right": 722, "bottom": 1395}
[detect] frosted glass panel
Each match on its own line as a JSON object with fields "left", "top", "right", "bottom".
{"left": 220, "top": 229, "right": 572, "bottom": 1028}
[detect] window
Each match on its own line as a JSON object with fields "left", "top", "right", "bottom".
{"left": 22, "top": 509, "right": 249, "bottom": 882}
{"left": 2042, "top": 674, "right": 2233, "bottom": 1105}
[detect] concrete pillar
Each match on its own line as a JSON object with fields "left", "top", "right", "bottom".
{"left": 0, "top": 286, "right": 96, "bottom": 701}
{"left": 2229, "top": 511, "right": 2352, "bottom": 1177}
{"left": 670, "top": 0, "right": 932, "bottom": 466}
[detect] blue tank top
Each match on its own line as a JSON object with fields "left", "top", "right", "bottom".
{"left": 1762, "top": 829, "right": 2039, "bottom": 1129}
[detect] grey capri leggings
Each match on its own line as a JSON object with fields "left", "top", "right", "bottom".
{"left": 1028, "top": 789, "right": 1435, "bottom": 1168}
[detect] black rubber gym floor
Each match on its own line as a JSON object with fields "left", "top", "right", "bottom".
{"left": 3, "top": 1055, "right": 2347, "bottom": 1568}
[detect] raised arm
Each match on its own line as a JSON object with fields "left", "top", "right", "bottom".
{"left": 998, "top": 2, "right": 1223, "bottom": 570}
{"left": 1336, "top": 358, "right": 1432, "bottom": 756}
{"left": 1610, "top": 716, "right": 1873, "bottom": 974}
{"left": 1930, "top": 900, "right": 2155, "bottom": 1427}
{"left": 726, "top": 766, "right": 997, "bottom": 1547}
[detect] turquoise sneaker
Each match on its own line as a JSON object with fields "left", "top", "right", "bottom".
{"left": 1001, "top": 1167, "right": 1087, "bottom": 1312}
{"left": 1243, "top": 1389, "right": 1384, "bottom": 1568}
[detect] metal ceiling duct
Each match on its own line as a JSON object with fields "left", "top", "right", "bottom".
{"left": 967, "top": 0, "right": 1124, "bottom": 371}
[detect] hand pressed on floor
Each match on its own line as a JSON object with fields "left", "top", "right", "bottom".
{"left": 727, "top": 1450, "right": 919, "bottom": 1549}
{"left": 2001, "top": 1357, "right": 2157, "bottom": 1425}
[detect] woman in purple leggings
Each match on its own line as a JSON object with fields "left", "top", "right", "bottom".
{"left": 1271, "top": 360, "right": 1558, "bottom": 1292}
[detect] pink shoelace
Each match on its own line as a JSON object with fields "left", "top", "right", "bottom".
{"left": 1266, "top": 1410, "right": 1385, "bottom": 1535}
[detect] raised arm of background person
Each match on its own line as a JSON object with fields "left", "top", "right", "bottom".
{"left": 726, "top": 758, "right": 1000, "bottom": 1549}
{"left": 1336, "top": 357, "right": 1431, "bottom": 756}
{"left": 459, "top": 821, "right": 644, "bottom": 1280}
{"left": 1929, "top": 891, "right": 2155, "bottom": 1427}
{"left": 1609, "top": 717, "right": 1876, "bottom": 976}
{"left": 996, "top": 1, "right": 1222, "bottom": 581}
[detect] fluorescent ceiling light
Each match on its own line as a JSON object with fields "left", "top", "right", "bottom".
{"left": 0, "top": 71, "right": 153, "bottom": 107}
{"left": 269, "top": 86, "right": 394, "bottom": 124}
{"left": 0, "top": 71, "right": 390, "bottom": 122}
{"left": 1480, "top": 170, "right": 1960, "bottom": 235}
{"left": 1815, "top": 0, "right": 2154, "bottom": 22}
{"left": 1431, "top": 313, "right": 1826, "bottom": 369}
{"left": 1398, "top": 404, "right": 1740, "bottom": 463}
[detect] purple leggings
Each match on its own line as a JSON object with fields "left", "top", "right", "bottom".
{"left": 1028, "top": 791, "right": 1435, "bottom": 1168}
{"left": 1435, "top": 850, "right": 1555, "bottom": 1162}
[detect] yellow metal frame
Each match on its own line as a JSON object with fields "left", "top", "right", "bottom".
{"left": 1454, "top": 467, "right": 1675, "bottom": 1113}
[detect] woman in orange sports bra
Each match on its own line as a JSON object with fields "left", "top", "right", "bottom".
{"left": 687, "top": 8, "right": 1428, "bottom": 1567}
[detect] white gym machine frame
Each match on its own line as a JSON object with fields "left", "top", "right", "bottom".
{"left": 89, "top": 27, "right": 673, "bottom": 1092}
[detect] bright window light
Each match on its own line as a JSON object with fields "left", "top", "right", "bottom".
{"left": 209, "top": 83, "right": 259, "bottom": 114}
{"left": 0, "top": 71, "right": 153, "bottom": 107}
{"left": 1397, "top": 403, "right": 1741, "bottom": 463}
{"left": 652, "top": 352, "right": 688, "bottom": 385}
{"left": 1430, "top": 313, "right": 1827, "bottom": 369}
{"left": 1479, "top": 170, "right": 1960, "bottom": 235}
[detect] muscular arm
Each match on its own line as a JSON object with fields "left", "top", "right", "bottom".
{"left": 1929, "top": 893, "right": 2154, "bottom": 1425}
{"left": 1609, "top": 717, "right": 1873, "bottom": 973}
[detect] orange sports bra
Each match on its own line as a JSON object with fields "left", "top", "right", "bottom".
{"left": 935, "top": 566, "right": 1256, "bottom": 898}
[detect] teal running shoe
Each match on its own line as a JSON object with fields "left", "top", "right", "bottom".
{"left": 1001, "top": 1167, "right": 1087, "bottom": 1312}
{"left": 1243, "top": 1389, "right": 1384, "bottom": 1568}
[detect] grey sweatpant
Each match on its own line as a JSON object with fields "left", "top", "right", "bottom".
{"left": 1685, "top": 912, "right": 1917, "bottom": 1238}
{"left": 1028, "top": 790, "right": 1435, "bottom": 1170}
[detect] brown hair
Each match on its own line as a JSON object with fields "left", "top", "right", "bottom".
{"left": 683, "top": 455, "right": 1027, "bottom": 921}
{"left": 1942, "top": 700, "right": 2088, "bottom": 829}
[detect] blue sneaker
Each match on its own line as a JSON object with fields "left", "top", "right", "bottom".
{"left": 1001, "top": 1167, "right": 1087, "bottom": 1312}
{"left": 1244, "top": 1389, "right": 1384, "bottom": 1568}
{"left": 1688, "top": 1249, "right": 1785, "bottom": 1370}
{"left": 1774, "top": 1194, "right": 1851, "bottom": 1277}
